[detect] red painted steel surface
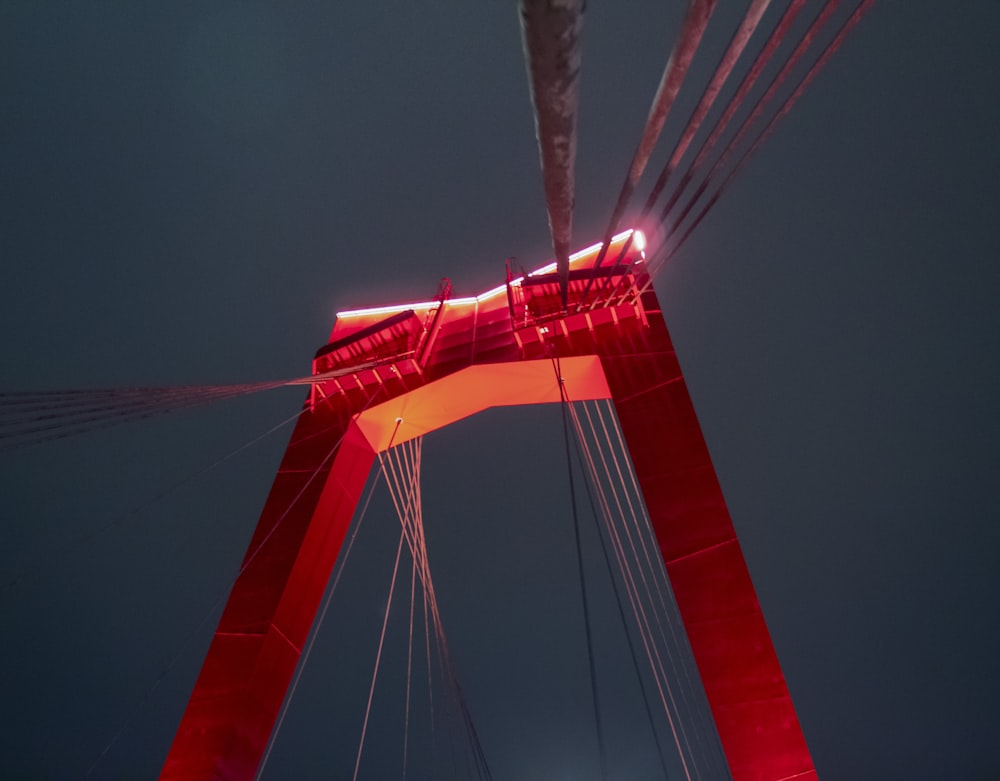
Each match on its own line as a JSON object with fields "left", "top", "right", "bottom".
{"left": 594, "top": 306, "right": 816, "bottom": 781}
{"left": 160, "top": 232, "right": 815, "bottom": 779}
{"left": 519, "top": 0, "right": 584, "bottom": 293}
{"left": 160, "top": 413, "right": 377, "bottom": 779}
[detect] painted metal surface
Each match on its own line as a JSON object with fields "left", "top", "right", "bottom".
{"left": 519, "top": 0, "right": 584, "bottom": 299}
{"left": 160, "top": 232, "right": 815, "bottom": 779}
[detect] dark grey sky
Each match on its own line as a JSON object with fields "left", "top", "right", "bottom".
{"left": 2, "top": 2, "right": 998, "bottom": 779}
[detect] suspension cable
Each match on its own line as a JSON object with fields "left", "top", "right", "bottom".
{"left": 592, "top": 0, "right": 874, "bottom": 311}
{"left": 379, "top": 438, "right": 492, "bottom": 780}
{"left": 640, "top": 0, "right": 874, "bottom": 294}
{"left": 352, "top": 524, "right": 408, "bottom": 781}
{"left": 0, "top": 382, "right": 288, "bottom": 449}
{"left": 579, "top": 0, "right": 718, "bottom": 306}
{"left": 652, "top": 0, "right": 810, "bottom": 230}
{"left": 663, "top": 0, "right": 875, "bottom": 264}
{"left": 256, "top": 466, "right": 385, "bottom": 778}
{"left": 566, "top": 400, "right": 695, "bottom": 780}
{"left": 565, "top": 402, "right": 674, "bottom": 779}
{"left": 3, "top": 403, "right": 308, "bottom": 594}
{"left": 403, "top": 533, "right": 417, "bottom": 777}
{"left": 0, "top": 355, "right": 397, "bottom": 450}
{"left": 84, "top": 385, "right": 388, "bottom": 778}
{"left": 585, "top": 0, "right": 775, "bottom": 310}
{"left": 550, "top": 352, "right": 609, "bottom": 778}
{"left": 586, "top": 399, "right": 729, "bottom": 776}
{"left": 665, "top": 0, "right": 844, "bottom": 237}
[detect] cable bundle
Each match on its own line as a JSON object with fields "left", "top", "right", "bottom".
{"left": 581, "top": 0, "right": 876, "bottom": 310}
{"left": 0, "top": 382, "right": 288, "bottom": 449}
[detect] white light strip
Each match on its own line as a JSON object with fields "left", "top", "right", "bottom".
{"left": 610, "top": 228, "right": 636, "bottom": 245}
{"left": 336, "top": 229, "right": 638, "bottom": 319}
{"left": 476, "top": 284, "right": 508, "bottom": 302}
{"left": 335, "top": 301, "right": 441, "bottom": 319}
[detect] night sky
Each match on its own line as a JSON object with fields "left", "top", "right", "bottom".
{"left": 2, "top": 2, "right": 999, "bottom": 779}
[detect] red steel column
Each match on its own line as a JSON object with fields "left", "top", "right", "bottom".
{"left": 598, "top": 304, "right": 817, "bottom": 781}
{"left": 160, "top": 407, "right": 376, "bottom": 780}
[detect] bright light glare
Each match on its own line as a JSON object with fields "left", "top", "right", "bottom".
{"left": 633, "top": 230, "right": 647, "bottom": 252}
